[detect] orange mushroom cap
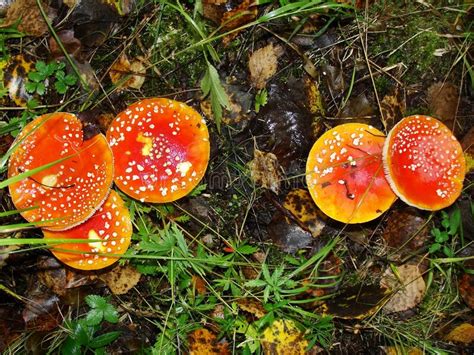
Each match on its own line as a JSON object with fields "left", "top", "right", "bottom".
{"left": 106, "top": 98, "right": 210, "bottom": 203}
{"left": 8, "top": 112, "right": 114, "bottom": 230}
{"left": 43, "top": 190, "right": 132, "bottom": 270}
{"left": 383, "top": 115, "right": 465, "bottom": 210}
{"left": 306, "top": 123, "right": 397, "bottom": 224}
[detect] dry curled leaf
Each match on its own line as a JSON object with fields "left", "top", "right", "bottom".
{"left": 381, "top": 263, "right": 426, "bottom": 313}
{"left": 3, "top": 0, "right": 56, "bottom": 37}
{"left": 188, "top": 328, "right": 230, "bottom": 355}
{"left": 445, "top": 323, "right": 474, "bottom": 344}
{"left": 283, "top": 189, "right": 327, "bottom": 238}
{"left": 98, "top": 264, "right": 141, "bottom": 295}
{"left": 109, "top": 54, "right": 146, "bottom": 90}
{"left": 249, "top": 44, "right": 284, "bottom": 89}
{"left": 248, "top": 149, "right": 283, "bottom": 194}
{"left": 262, "top": 319, "right": 308, "bottom": 355}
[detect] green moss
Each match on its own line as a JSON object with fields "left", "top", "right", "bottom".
{"left": 370, "top": 4, "right": 455, "bottom": 85}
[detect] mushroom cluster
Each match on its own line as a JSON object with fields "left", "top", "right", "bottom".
{"left": 7, "top": 98, "right": 210, "bottom": 270}
{"left": 306, "top": 115, "right": 466, "bottom": 223}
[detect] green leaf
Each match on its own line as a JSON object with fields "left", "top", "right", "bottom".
{"left": 64, "top": 74, "right": 77, "bottom": 86}
{"left": 245, "top": 279, "right": 267, "bottom": 288}
{"left": 255, "top": 88, "right": 268, "bottom": 113}
{"left": 55, "top": 81, "right": 67, "bottom": 94}
{"left": 449, "top": 208, "right": 461, "bottom": 236}
{"left": 86, "top": 309, "right": 103, "bottom": 326}
{"left": 60, "top": 337, "right": 83, "bottom": 355}
{"left": 35, "top": 60, "right": 47, "bottom": 74}
{"left": 25, "top": 81, "right": 37, "bottom": 93}
{"left": 85, "top": 295, "right": 108, "bottom": 309}
{"left": 429, "top": 243, "right": 441, "bottom": 254}
{"left": 103, "top": 304, "right": 119, "bottom": 324}
{"left": 188, "top": 183, "right": 207, "bottom": 197}
{"left": 443, "top": 246, "right": 454, "bottom": 258}
{"left": 27, "top": 98, "right": 39, "bottom": 109}
{"left": 89, "top": 331, "right": 121, "bottom": 349}
{"left": 28, "top": 71, "right": 44, "bottom": 82}
{"left": 55, "top": 70, "right": 65, "bottom": 80}
{"left": 236, "top": 244, "right": 258, "bottom": 255}
{"left": 36, "top": 82, "right": 46, "bottom": 95}
{"left": 200, "top": 63, "right": 230, "bottom": 133}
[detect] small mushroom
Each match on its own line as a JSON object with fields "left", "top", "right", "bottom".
{"left": 43, "top": 190, "right": 132, "bottom": 270}
{"left": 106, "top": 98, "right": 210, "bottom": 203}
{"left": 383, "top": 115, "right": 466, "bottom": 210}
{"left": 306, "top": 123, "right": 397, "bottom": 223}
{"left": 8, "top": 112, "right": 114, "bottom": 230}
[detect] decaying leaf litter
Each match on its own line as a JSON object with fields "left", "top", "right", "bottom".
{"left": 0, "top": 0, "right": 473, "bottom": 353}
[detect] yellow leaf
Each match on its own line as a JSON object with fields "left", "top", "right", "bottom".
{"left": 262, "top": 319, "right": 308, "bottom": 355}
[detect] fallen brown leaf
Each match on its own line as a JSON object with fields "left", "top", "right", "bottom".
{"left": 381, "top": 263, "right": 426, "bottom": 313}
{"left": 109, "top": 54, "right": 146, "bottom": 90}
{"left": 248, "top": 149, "right": 283, "bottom": 194}
{"left": 283, "top": 189, "right": 327, "bottom": 238}
{"left": 188, "top": 328, "right": 230, "bottom": 355}
{"left": 321, "top": 284, "right": 389, "bottom": 319}
{"left": 4, "top": 54, "right": 34, "bottom": 106}
{"left": 459, "top": 272, "right": 474, "bottom": 309}
{"left": 382, "top": 208, "right": 430, "bottom": 256}
{"left": 237, "top": 298, "right": 266, "bottom": 318}
{"left": 192, "top": 275, "right": 207, "bottom": 296}
{"left": 249, "top": 43, "right": 284, "bottom": 89}
{"left": 380, "top": 86, "right": 406, "bottom": 131}
{"left": 3, "top": 0, "right": 56, "bottom": 37}
{"left": 98, "top": 264, "right": 141, "bottom": 295}
{"left": 445, "top": 323, "right": 474, "bottom": 344}
{"left": 427, "top": 82, "right": 459, "bottom": 132}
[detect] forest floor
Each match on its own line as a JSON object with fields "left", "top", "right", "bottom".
{"left": 0, "top": 0, "right": 473, "bottom": 354}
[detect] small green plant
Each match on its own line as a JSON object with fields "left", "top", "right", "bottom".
{"left": 60, "top": 295, "right": 120, "bottom": 355}
{"left": 26, "top": 60, "right": 77, "bottom": 95}
{"left": 254, "top": 88, "right": 268, "bottom": 113}
{"left": 428, "top": 208, "right": 461, "bottom": 257}
{"left": 245, "top": 263, "right": 299, "bottom": 303}
{"left": 200, "top": 61, "right": 230, "bottom": 133}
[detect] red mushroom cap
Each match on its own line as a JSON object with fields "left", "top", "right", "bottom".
{"left": 383, "top": 115, "right": 466, "bottom": 210}
{"left": 306, "top": 123, "right": 397, "bottom": 223}
{"left": 106, "top": 98, "right": 210, "bottom": 203}
{"left": 8, "top": 112, "right": 114, "bottom": 230}
{"left": 43, "top": 190, "right": 132, "bottom": 270}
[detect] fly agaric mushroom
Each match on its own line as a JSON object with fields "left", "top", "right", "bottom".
{"left": 383, "top": 115, "right": 465, "bottom": 210}
{"left": 43, "top": 190, "right": 132, "bottom": 270}
{"left": 306, "top": 123, "right": 397, "bottom": 223}
{"left": 8, "top": 112, "right": 114, "bottom": 230}
{"left": 106, "top": 98, "right": 210, "bottom": 203}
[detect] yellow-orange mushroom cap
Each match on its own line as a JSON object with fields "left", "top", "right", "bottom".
{"left": 8, "top": 112, "right": 114, "bottom": 230}
{"left": 106, "top": 98, "right": 210, "bottom": 203}
{"left": 306, "top": 123, "right": 397, "bottom": 223}
{"left": 43, "top": 190, "right": 132, "bottom": 270}
{"left": 383, "top": 115, "right": 465, "bottom": 210}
